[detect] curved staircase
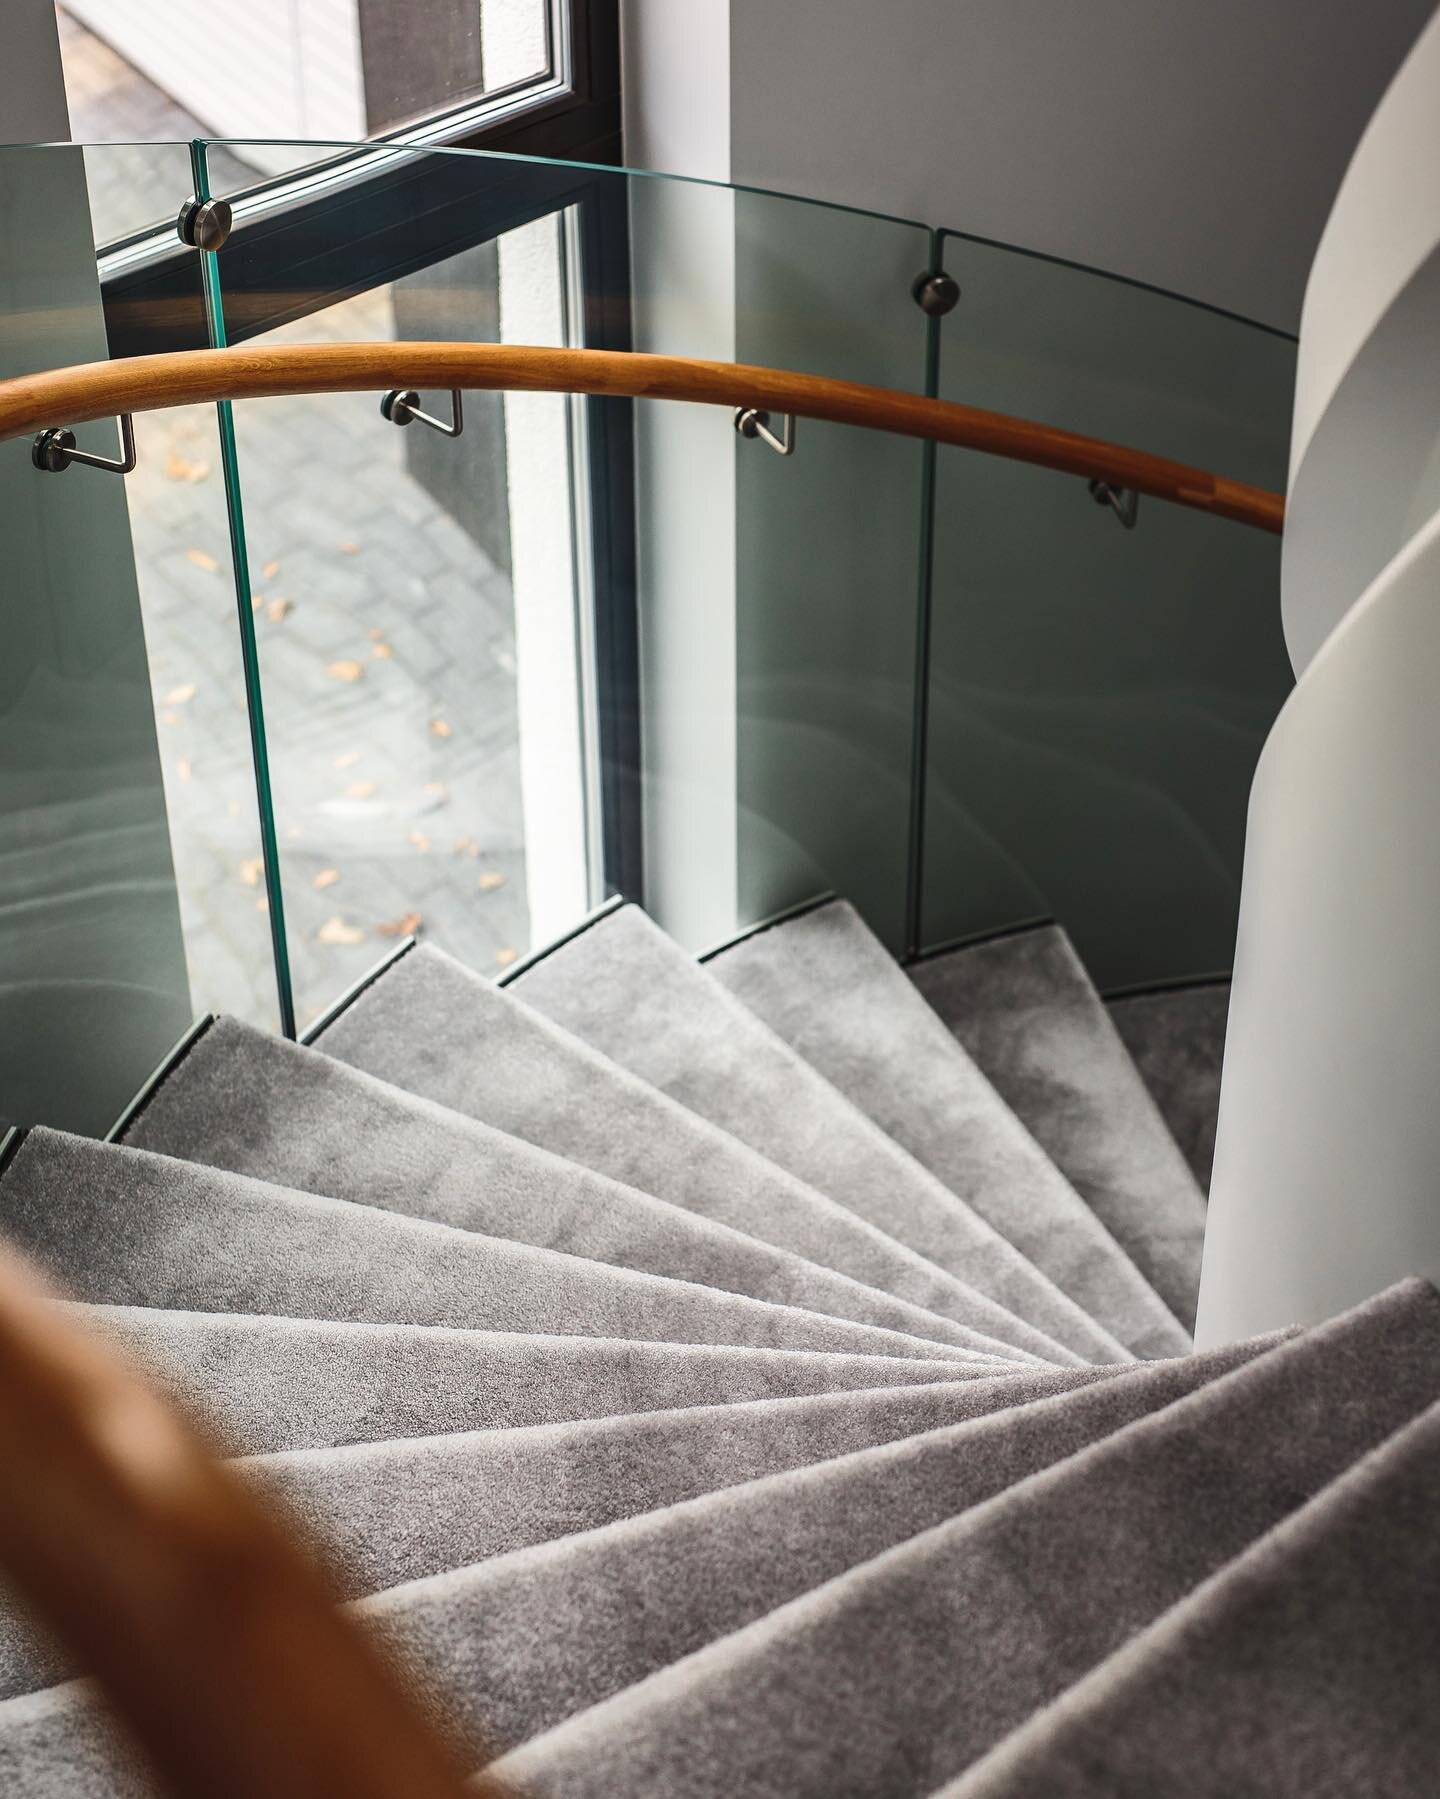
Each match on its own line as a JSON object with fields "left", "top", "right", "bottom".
{"left": 0, "top": 896, "right": 1435, "bottom": 1794}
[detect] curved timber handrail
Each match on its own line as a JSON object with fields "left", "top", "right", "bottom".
{"left": 0, "top": 1240, "right": 484, "bottom": 1799}
{"left": 0, "top": 343, "right": 1285, "bottom": 534}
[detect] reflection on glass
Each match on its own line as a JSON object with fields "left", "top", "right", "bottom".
{"left": 0, "top": 142, "right": 195, "bottom": 1132}
{"left": 923, "top": 232, "right": 1296, "bottom": 989}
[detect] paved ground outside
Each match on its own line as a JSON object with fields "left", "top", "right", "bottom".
{"left": 62, "top": 9, "right": 532, "bottom": 1030}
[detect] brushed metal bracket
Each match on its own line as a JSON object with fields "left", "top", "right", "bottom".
{"left": 1089, "top": 478, "right": 1139, "bottom": 529}
{"left": 381, "top": 388, "right": 464, "bottom": 438}
{"left": 734, "top": 407, "right": 796, "bottom": 457}
{"left": 31, "top": 414, "right": 137, "bottom": 477}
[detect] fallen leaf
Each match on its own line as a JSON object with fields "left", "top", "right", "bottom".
{"left": 251, "top": 593, "right": 264, "bottom": 612}
{"left": 238, "top": 856, "right": 264, "bottom": 888}
{"left": 377, "top": 911, "right": 423, "bottom": 938}
{"left": 262, "top": 559, "right": 280, "bottom": 580}
{"left": 176, "top": 758, "right": 192, "bottom": 782}
{"left": 367, "top": 627, "right": 385, "bottom": 641}
{"left": 317, "top": 916, "right": 365, "bottom": 946}
{"left": 407, "top": 831, "right": 431, "bottom": 852}
{"left": 334, "top": 751, "right": 362, "bottom": 769}
{"left": 328, "top": 659, "right": 365, "bottom": 682}
{"left": 468, "top": 844, "right": 481, "bottom": 859}
{"left": 429, "top": 718, "right": 452, "bottom": 739}
{"left": 313, "top": 868, "right": 340, "bottom": 890}
{"left": 165, "top": 449, "right": 210, "bottom": 483}
{"left": 256, "top": 895, "right": 268, "bottom": 914}
{"left": 339, "top": 540, "right": 360, "bottom": 555}
{"left": 266, "top": 598, "right": 293, "bottom": 622}
{"left": 423, "top": 781, "right": 447, "bottom": 798}
{"left": 478, "top": 871, "right": 506, "bottom": 892}
{"left": 285, "top": 825, "right": 302, "bottom": 840}
{"left": 453, "top": 835, "right": 474, "bottom": 854}
{"left": 186, "top": 548, "right": 218, "bottom": 572}
{"left": 164, "top": 683, "right": 197, "bottom": 705}
{"left": 161, "top": 710, "right": 179, "bottom": 727}
{"left": 495, "top": 947, "right": 519, "bottom": 967}
{"left": 371, "top": 640, "right": 393, "bottom": 659}
{"left": 346, "top": 780, "right": 378, "bottom": 799}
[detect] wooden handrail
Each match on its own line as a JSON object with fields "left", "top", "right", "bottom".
{"left": 0, "top": 1241, "right": 486, "bottom": 1799}
{"left": 0, "top": 343, "right": 1285, "bottom": 534}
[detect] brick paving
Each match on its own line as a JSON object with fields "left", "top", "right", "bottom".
{"left": 61, "top": 10, "right": 531, "bottom": 1029}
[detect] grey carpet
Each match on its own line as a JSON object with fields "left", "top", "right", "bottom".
{"left": 706, "top": 901, "right": 1197, "bottom": 1343}
{"left": 0, "top": 1130, "right": 980, "bottom": 1363}
{"left": 1108, "top": 981, "right": 1231, "bottom": 1194}
{"left": 346, "top": 1329, "right": 1281, "bottom": 1767}
{"left": 0, "top": 1334, "right": 1277, "bottom": 1787}
{"left": 122, "top": 1017, "right": 1028, "bottom": 1362}
{"left": 317, "top": 943, "right": 1093, "bottom": 1365}
{"left": 72, "top": 1306, "right": 987, "bottom": 1454}
{"left": 510, "top": 905, "right": 1177, "bottom": 1362}
{"left": 0, "top": 1373, "right": 1143, "bottom": 1702}
{"left": 488, "top": 1278, "right": 1440, "bottom": 1796}
{"left": 909, "top": 924, "right": 1207, "bottom": 1327}
{"left": 943, "top": 1393, "right": 1440, "bottom": 1798}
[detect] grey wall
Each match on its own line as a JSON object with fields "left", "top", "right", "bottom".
{"left": 684, "top": 0, "right": 1438, "bottom": 332}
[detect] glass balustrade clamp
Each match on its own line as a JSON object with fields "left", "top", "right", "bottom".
{"left": 381, "top": 389, "right": 465, "bottom": 437}
{"left": 911, "top": 270, "right": 961, "bottom": 315}
{"left": 30, "top": 414, "right": 137, "bottom": 477}
{"left": 1088, "top": 477, "right": 1140, "bottom": 529}
{"left": 176, "top": 197, "right": 233, "bottom": 252}
{"left": 733, "top": 407, "right": 796, "bottom": 456}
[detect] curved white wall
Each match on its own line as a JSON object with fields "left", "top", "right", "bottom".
{"left": 1198, "top": 503, "right": 1440, "bottom": 1343}
{"left": 1199, "top": 1, "right": 1440, "bottom": 1344}
{"left": 1283, "top": 5, "right": 1440, "bottom": 672}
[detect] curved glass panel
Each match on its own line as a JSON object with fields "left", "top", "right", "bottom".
{"left": 0, "top": 144, "right": 233, "bottom": 1132}
{"left": 200, "top": 139, "right": 933, "bottom": 1008}
{"left": 921, "top": 231, "right": 1296, "bottom": 990}
{"left": 0, "top": 133, "right": 1300, "bottom": 1128}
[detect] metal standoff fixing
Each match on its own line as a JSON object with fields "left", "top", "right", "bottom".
{"left": 1088, "top": 478, "right": 1140, "bottom": 529}
{"left": 911, "top": 270, "right": 961, "bottom": 316}
{"left": 31, "top": 414, "right": 137, "bottom": 477}
{"left": 380, "top": 388, "right": 464, "bottom": 438}
{"left": 733, "top": 407, "right": 796, "bottom": 456}
{"left": 176, "top": 197, "right": 233, "bottom": 252}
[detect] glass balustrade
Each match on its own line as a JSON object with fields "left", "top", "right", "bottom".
{"left": 920, "top": 231, "right": 1296, "bottom": 989}
{"left": 0, "top": 136, "right": 1296, "bottom": 1130}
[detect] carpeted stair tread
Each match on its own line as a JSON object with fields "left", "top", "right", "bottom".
{"left": 706, "top": 900, "right": 1195, "bottom": 1346}
{"left": 0, "top": 1130, "right": 979, "bottom": 1363}
{"left": 909, "top": 923, "right": 1206, "bottom": 1323}
{"left": 0, "top": 1374, "right": 1134, "bottom": 1702}
{"left": 942, "top": 1395, "right": 1440, "bottom": 1798}
{"left": 1107, "top": 982, "right": 1231, "bottom": 1194}
{"left": 486, "top": 1278, "right": 1440, "bottom": 1797}
{"left": 316, "top": 943, "right": 1091, "bottom": 1366}
{"left": 0, "top": 1335, "right": 1278, "bottom": 1787}
{"left": 122, "top": 1018, "right": 1029, "bottom": 1361}
{"left": 72, "top": 1306, "right": 987, "bottom": 1454}
{"left": 508, "top": 904, "right": 1171, "bottom": 1361}
{"left": 340, "top": 1329, "right": 1281, "bottom": 1770}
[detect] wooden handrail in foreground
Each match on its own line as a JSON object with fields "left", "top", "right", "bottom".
{"left": 0, "top": 1242, "right": 489, "bottom": 1799}
{"left": 0, "top": 343, "right": 1285, "bottom": 534}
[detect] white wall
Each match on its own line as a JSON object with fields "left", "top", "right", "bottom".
{"left": 620, "top": 0, "right": 739, "bottom": 947}
{"left": 625, "top": 0, "right": 1437, "bottom": 333}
